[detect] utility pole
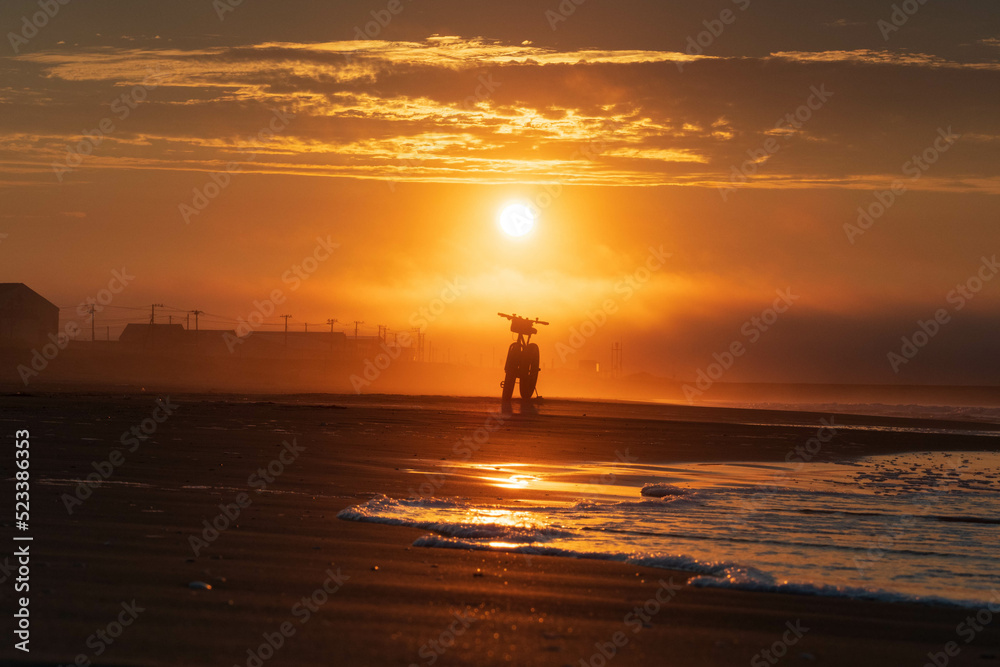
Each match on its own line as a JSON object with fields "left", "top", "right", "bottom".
{"left": 190, "top": 310, "right": 203, "bottom": 345}
{"left": 150, "top": 303, "right": 164, "bottom": 325}
{"left": 89, "top": 305, "right": 95, "bottom": 342}
{"left": 327, "top": 319, "right": 339, "bottom": 355}
{"left": 280, "top": 315, "right": 292, "bottom": 347}
{"left": 352, "top": 321, "right": 365, "bottom": 358}
{"left": 411, "top": 328, "right": 425, "bottom": 362}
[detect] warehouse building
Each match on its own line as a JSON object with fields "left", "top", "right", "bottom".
{"left": 0, "top": 283, "right": 59, "bottom": 348}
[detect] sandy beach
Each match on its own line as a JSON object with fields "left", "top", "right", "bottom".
{"left": 2, "top": 392, "right": 998, "bottom": 666}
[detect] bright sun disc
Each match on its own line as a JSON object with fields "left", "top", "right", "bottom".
{"left": 499, "top": 204, "right": 535, "bottom": 237}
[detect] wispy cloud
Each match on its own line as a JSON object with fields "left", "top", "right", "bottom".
{"left": 770, "top": 49, "right": 1000, "bottom": 69}
{"left": 2, "top": 38, "right": 998, "bottom": 191}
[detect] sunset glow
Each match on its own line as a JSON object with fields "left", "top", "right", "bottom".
{"left": 1, "top": 1, "right": 998, "bottom": 387}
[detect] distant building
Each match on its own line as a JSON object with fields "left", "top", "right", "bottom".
{"left": 0, "top": 283, "right": 59, "bottom": 347}
{"left": 117, "top": 324, "right": 412, "bottom": 361}
{"left": 119, "top": 323, "right": 188, "bottom": 347}
{"left": 189, "top": 329, "right": 240, "bottom": 355}
{"left": 347, "top": 334, "right": 416, "bottom": 361}
{"left": 120, "top": 323, "right": 237, "bottom": 355}
{"left": 579, "top": 359, "right": 600, "bottom": 373}
{"left": 237, "top": 331, "right": 349, "bottom": 358}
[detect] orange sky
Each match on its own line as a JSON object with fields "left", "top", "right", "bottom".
{"left": 1, "top": 0, "right": 998, "bottom": 384}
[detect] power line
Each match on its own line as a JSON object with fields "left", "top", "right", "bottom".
{"left": 57, "top": 305, "right": 147, "bottom": 311}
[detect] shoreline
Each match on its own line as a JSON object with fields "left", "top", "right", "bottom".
{"left": 5, "top": 392, "right": 1000, "bottom": 665}
{"left": 4, "top": 369, "right": 1000, "bottom": 413}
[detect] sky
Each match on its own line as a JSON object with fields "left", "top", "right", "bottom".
{"left": 1, "top": 0, "right": 998, "bottom": 385}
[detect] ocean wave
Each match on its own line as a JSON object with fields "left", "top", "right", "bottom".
{"left": 571, "top": 497, "right": 702, "bottom": 512}
{"left": 339, "top": 451, "right": 1000, "bottom": 610}
{"left": 337, "top": 495, "right": 575, "bottom": 541}
{"left": 687, "top": 570, "right": 990, "bottom": 608}
{"left": 640, "top": 483, "right": 692, "bottom": 498}
{"left": 411, "top": 536, "right": 744, "bottom": 575}
{"left": 411, "top": 535, "right": 992, "bottom": 608}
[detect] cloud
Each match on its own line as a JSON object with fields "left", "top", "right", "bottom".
{"left": 769, "top": 49, "right": 1000, "bottom": 70}
{"left": 1, "top": 38, "right": 998, "bottom": 191}
{"left": 823, "top": 19, "right": 867, "bottom": 29}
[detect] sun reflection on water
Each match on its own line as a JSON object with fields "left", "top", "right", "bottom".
{"left": 342, "top": 452, "right": 1000, "bottom": 605}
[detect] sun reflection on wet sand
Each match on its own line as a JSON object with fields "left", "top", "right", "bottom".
{"left": 341, "top": 452, "right": 1000, "bottom": 606}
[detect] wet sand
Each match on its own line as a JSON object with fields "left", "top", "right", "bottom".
{"left": 4, "top": 392, "right": 1000, "bottom": 666}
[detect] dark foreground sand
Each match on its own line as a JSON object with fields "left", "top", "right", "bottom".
{"left": 3, "top": 392, "right": 1000, "bottom": 666}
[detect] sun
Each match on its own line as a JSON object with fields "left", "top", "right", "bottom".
{"left": 499, "top": 203, "right": 536, "bottom": 238}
